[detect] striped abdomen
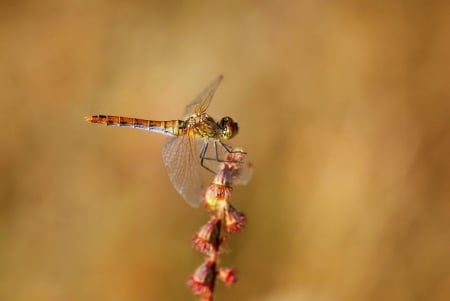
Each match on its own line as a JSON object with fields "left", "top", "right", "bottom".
{"left": 85, "top": 114, "right": 185, "bottom": 136}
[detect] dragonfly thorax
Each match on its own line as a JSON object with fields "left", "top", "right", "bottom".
{"left": 218, "top": 116, "right": 238, "bottom": 140}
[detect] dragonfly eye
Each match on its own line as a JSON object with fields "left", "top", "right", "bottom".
{"left": 220, "top": 117, "right": 238, "bottom": 140}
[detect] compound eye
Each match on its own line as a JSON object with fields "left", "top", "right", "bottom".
{"left": 220, "top": 117, "right": 230, "bottom": 128}
{"left": 219, "top": 117, "right": 238, "bottom": 140}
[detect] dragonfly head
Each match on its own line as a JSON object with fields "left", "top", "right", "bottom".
{"left": 219, "top": 117, "right": 239, "bottom": 140}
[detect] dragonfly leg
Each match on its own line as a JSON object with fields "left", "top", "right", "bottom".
{"left": 202, "top": 141, "right": 246, "bottom": 163}
{"left": 218, "top": 141, "right": 246, "bottom": 155}
{"left": 199, "top": 141, "right": 216, "bottom": 174}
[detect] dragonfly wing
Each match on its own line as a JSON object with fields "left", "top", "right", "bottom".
{"left": 162, "top": 135, "right": 204, "bottom": 207}
{"left": 183, "top": 75, "right": 223, "bottom": 117}
{"left": 231, "top": 153, "right": 253, "bottom": 186}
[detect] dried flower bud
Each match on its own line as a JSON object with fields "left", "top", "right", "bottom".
{"left": 192, "top": 217, "right": 222, "bottom": 254}
{"left": 204, "top": 182, "right": 232, "bottom": 211}
{"left": 217, "top": 267, "right": 237, "bottom": 285}
{"left": 224, "top": 202, "right": 246, "bottom": 233}
{"left": 187, "top": 260, "right": 217, "bottom": 298}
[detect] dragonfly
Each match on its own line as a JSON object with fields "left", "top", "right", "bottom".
{"left": 85, "top": 75, "right": 251, "bottom": 207}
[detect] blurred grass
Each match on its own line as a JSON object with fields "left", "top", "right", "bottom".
{"left": 1, "top": 1, "right": 449, "bottom": 300}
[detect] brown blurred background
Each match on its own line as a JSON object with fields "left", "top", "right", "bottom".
{"left": 1, "top": 1, "right": 449, "bottom": 300}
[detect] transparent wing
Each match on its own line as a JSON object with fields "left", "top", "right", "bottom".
{"left": 231, "top": 153, "right": 253, "bottom": 186}
{"left": 183, "top": 75, "right": 223, "bottom": 117}
{"left": 162, "top": 135, "right": 205, "bottom": 207}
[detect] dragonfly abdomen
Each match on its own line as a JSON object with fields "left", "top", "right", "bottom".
{"left": 85, "top": 115, "right": 185, "bottom": 136}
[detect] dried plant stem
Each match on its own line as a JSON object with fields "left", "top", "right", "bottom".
{"left": 188, "top": 150, "right": 252, "bottom": 300}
